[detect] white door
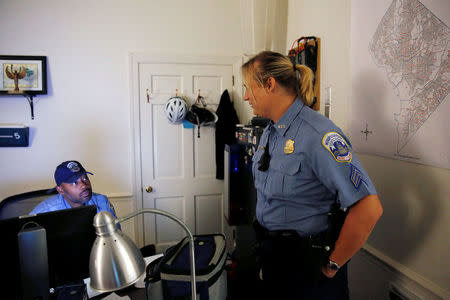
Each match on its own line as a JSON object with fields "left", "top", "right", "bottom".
{"left": 137, "top": 56, "right": 239, "bottom": 251}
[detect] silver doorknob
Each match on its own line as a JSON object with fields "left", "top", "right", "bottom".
{"left": 145, "top": 186, "right": 153, "bottom": 193}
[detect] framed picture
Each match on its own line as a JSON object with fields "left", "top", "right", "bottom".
{"left": 0, "top": 55, "right": 47, "bottom": 95}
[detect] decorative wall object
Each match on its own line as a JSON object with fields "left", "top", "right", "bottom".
{"left": 0, "top": 55, "right": 48, "bottom": 119}
{"left": 0, "top": 55, "right": 47, "bottom": 95}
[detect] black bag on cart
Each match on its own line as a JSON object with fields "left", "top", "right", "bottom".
{"left": 145, "top": 234, "right": 226, "bottom": 300}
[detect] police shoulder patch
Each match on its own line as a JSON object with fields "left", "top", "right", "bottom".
{"left": 322, "top": 132, "right": 352, "bottom": 163}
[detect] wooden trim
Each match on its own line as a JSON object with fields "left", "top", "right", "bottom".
{"left": 105, "top": 193, "right": 133, "bottom": 199}
{"left": 129, "top": 52, "right": 145, "bottom": 247}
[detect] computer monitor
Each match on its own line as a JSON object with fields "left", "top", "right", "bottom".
{"left": 0, "top": 205, "right": 97, "bottom": 299}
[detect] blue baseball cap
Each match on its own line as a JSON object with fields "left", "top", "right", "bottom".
{"left": 54, "top": 160, "right": 93, "bottom": 186}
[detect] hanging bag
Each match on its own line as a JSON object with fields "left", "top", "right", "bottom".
{"left": 185, "top": 95, "right": 218, "bottom": 137}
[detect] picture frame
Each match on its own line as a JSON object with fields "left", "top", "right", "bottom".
{"left": 0, "top": 55, "right": 47, "bottom": 95}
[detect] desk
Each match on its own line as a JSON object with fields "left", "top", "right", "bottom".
{"left": 89, "top": 286, "right": 147, "bottom": 300}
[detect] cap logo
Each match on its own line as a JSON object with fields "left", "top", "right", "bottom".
{"left": 67, "top": 162, "right": 80, "bottom": 173}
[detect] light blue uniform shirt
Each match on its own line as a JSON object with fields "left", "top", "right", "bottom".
{"left": 29, "top": 192, "right": 118, "bottom": 218}
{"left": 253, "top": 99, "right": 377, "bottom": 236}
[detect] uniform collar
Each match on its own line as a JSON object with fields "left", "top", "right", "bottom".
{"left": 59, "top": 192, "right": 88, "bottom": 209}
{"left": 58, "top": 193, "right": 71, "bottom": 209}
{"left": 273, "top": 98, "right": 305, "bottom": 137}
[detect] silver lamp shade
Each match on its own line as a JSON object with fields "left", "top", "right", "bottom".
{"left": 89, "top": 209, "right": 197, "bottom": 299}
{"left": 89, "top": 211, "right": 146, "bottom": 292}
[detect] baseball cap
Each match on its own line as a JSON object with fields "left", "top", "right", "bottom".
{"left": 54, "top": 160, "right": 93, "bottom": 186}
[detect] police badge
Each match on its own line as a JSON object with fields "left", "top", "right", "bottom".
{"left": 284, "top": 139, "right": 294, "bottom": 154}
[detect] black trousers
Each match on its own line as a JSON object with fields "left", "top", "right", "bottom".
{"left": 257, "top": 234, "right": 349, "bottom": 300}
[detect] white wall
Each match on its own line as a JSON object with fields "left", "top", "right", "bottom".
{"left": 286, "top": 0, "right": 449, "bottom": 298}
{"left": 0, "top": 0, "right": 243, "bottom": 238}
{"left": 287, "top": 0, "right": 351, "bottom": 132}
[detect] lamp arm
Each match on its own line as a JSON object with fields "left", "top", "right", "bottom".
{"left": 115, "top": 208, "right": 197, "bottom": 300}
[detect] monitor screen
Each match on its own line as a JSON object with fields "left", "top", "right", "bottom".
{"left": 0, "top": 205, "right": 97, "bottom": 299}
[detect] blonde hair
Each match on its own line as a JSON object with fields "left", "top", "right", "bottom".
{"left": 241, "top": 51, "right": 315, "bottom": 106}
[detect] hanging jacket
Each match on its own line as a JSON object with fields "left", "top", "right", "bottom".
{"left": 215, "top": 89, "right": 239, "bottom": 179}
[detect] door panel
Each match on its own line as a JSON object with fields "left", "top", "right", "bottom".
{"left": 194, "top": 127, "right": 217, "bottom": 177}
{"left": 155, "top": 196, "right": 184, "bottom": 243}
{"left": 152, "top": 105, "right": 184, "bottom": 178}
{"left": 139, "top": 61, "right": 234, "bottom": 251}
{"left": 193, "top": 76, "right": 222, "bottom": 100}
{"left": 152, "top": 75, "right": 183, "bottom": 93}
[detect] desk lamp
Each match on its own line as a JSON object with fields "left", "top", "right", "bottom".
{"left": 89, "top": 209, "right": 197, "bottom": 300}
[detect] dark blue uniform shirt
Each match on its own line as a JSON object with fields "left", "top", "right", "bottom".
{"left": 253, "top": 99, "right": 376, "bottom": 236}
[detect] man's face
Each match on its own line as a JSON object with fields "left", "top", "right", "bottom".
{"left": 57, "top": 174, "right": 93, "bottom": 207}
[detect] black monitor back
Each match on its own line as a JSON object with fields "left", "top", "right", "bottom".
{"left": 0, "top": 205, "right": 97, "bottom": 299}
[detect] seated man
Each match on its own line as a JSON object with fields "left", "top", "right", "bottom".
{"left": 30, "top": 160, "right": 117, "bottom": 217}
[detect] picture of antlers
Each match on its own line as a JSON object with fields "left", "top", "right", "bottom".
{"left": 5, "top": 64, "right": 27, "bottom": 93}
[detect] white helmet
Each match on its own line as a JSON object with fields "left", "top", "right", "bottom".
{"left": 165, "top": 97, "right": 187, "bottom": 124}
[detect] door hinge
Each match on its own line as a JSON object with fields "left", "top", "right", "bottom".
{"left": 232, "top": 75, "right": 235, "bottom": 87}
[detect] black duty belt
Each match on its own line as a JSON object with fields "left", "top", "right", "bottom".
{"left": 254, "top": 220, "right": 306, "bottom": 241}
{"left": 253, "top": 220, "right": 327, "bottom": 246}
{"left": 265, "top": 229, "right": 299, "bottom": 238}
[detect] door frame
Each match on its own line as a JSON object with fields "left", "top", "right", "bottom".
{"left": 129, "top": 53, "right": 243, "bottom": 247}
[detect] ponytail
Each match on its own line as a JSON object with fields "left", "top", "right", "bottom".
{"left": 295, "top": 64, "right": 315, "bottom": 106}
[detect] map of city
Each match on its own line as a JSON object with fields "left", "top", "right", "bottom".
{"left": 350, "top": 0, "right": 449, "bottom": 169}
{"left": 369, "top": 0, "right": 449, "bottom": 154}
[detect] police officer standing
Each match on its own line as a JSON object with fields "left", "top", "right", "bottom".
{"left": 242, "top": 51, "right": 383, "bottom": 299}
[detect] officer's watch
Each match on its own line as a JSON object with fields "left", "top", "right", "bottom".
{"left": 327, "top": 259, "right": 341, "bottom": 271}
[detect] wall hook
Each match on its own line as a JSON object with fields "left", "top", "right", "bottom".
{"left": 195, "top": 89, "right": 207, "bottom": 107}
{"left": 23, "top": 93, "right": 35, "bottom": 120}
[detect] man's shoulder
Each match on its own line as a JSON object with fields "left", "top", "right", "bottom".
{"left": 88, "top": 193, "right": 109, "bottom": 204}
{"left": 88, "top": 193, "right": 116, "bottom": 217}
{"left": 29, "top": 194, "right": 63, "bottom": 214}
{"left": 36, "top": 194, "right": 62, "bottom": 207}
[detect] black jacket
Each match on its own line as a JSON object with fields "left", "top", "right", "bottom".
{"left": 215, "top": 90, "right": 239, "bottom": 179}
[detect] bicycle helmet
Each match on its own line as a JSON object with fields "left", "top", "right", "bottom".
{"left": 165, "top": 96, "right": 188, "bottom": 124}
